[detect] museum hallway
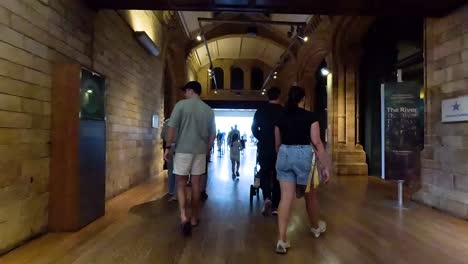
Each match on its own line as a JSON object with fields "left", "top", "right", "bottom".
{"left": 2, "top": 146, "right": 468, "bottom": 264}
{"left": 1, "top": 0, "right": 468, "bottom": 263}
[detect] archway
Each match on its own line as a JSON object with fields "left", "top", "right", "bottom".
{"left": 231, "top": 67, "right": 244, "bottom": 90}
{"left": 359, "top": 17, "right": 424, "bottom": 181}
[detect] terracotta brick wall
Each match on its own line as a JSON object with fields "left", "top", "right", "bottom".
{"left": 414, "top": 3, "right": 468, "bottom": 218}
{"left": 0, "top": 0, "right": 166, "bottom": 254}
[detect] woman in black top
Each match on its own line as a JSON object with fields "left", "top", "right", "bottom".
{"left": 274, "top": 86, "right": 330, "bottom": 254}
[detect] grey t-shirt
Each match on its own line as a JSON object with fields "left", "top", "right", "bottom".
{"left": 168, "top": 97, "right": 216, "bottom": 154}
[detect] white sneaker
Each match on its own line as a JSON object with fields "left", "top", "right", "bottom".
{"left": 310, "top": 220, "right": 327, "bottom": 238}
{"left": 275, "top": 240, "right": 291, "bottom": 254}
{"left": 262, "top": 200, "right": 272, "bottom": 216}
{"left": 254, "top": 178, "right": 260, "bottom": 188}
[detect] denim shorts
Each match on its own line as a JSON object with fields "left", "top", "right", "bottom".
{"left": 276, "top": 145, "right": 314, "bottom": 186}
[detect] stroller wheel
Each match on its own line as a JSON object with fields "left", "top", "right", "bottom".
{"left": 249, "top": 185, "right": 254, "bottom": 204}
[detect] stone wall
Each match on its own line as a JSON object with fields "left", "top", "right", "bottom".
{"left": 93, "top": 11, "right": 165, "bottom": 199}
{"left": 0, "top": 0, "right": 169, "bottom": 254}
{"left": 414, "top": 4, "right": 468, "bottom": 218}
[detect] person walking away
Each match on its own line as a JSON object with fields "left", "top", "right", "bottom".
{"left": 230, "top": 133, "right": 242, "bottom": 179}
{"left": 217, "top": 130, "right": 223, "bottom": 154}
{"left": 240, "top": 136, "right": 246, "bottom": 155}
{"left": 251, "top": 87, "right": 283, "bottom": 216}
{"left": 161, "top": 119, "right": 177, "bottom": 201}
{"left": 274, "top": 86, "right": 330, "bottom": 254}
{"left": 227, "top": 127, "right": 234, "bottom": 147}
{"left": 233, "top": 125, "right": 240, "bottom": 140}
{"left": 227, "top": 125, "right": 240, "bottom": 147}
{"left": 164, "top": 81, "right": 216, "bottom": 236}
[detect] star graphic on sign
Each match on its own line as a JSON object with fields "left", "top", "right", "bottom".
{"left": 452, "top": 101, "right": 461, "bottom": 111}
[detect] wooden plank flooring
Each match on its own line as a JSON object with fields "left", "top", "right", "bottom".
{"left": 2, "top": 147, "right": 468, "bottom": 263}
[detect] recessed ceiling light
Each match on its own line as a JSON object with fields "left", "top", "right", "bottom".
{"left": 321, "top": 67, "right": 330, "bottom": 76}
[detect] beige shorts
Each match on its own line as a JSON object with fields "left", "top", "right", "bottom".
{"left": 173, "top": 153, "right": 207, "bottom": 176}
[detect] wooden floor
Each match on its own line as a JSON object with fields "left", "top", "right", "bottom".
{"left": 2, "top": 147, "right": 468, "bottom": 263}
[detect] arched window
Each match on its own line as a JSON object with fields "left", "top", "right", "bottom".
{"left": 230, "top": 67, "right": 244, "bottom": 90}
{"left": 251, "top": 67, "right": 264, "bottom": 90}
{"left": 211, "top": 67, "right": 224, "bottom": 89}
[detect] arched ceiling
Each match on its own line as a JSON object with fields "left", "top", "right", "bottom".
{"left": 188, "top": 35, "right": 285, "bottom": 70}
{"left": 178, "top": 11, "right": 312, "bottom": 42}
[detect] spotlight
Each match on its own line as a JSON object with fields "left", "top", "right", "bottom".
{"left": 273, "top": 75, "right": 277, "bottom": 79}
{"left": 214, "top": 90, "right": 218, "bottom": 94}
{"left": 274, "top": 71, "right": 278, "bottom": 75}
{"left": 261, "top": 92, "right": 265, "bottom": 95}
{"left": 86, "top": 89, "right": 93, "bottom": 94}
{"left": 321, "top": 67, "right": 330, "bottom": 76}
{"left": 297, "top": 35, "right": 308, "bottom": 42}
{"left": 196, "top": 35, "right": 202, "bottom": 41}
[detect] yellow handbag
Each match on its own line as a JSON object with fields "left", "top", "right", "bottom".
{"left": 305, "top": 155, "right": 321, "bottom": 193}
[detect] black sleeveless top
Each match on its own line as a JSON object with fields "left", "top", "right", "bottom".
{"left": 275, "top": 107, "right": 318, "bottom": 145}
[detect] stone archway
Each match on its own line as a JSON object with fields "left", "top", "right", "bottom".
{"left": 328, "top": 16, "right": 375, "bottom": 176}
{"left": 295, "top": 16, "right": 375, "bottom": 176}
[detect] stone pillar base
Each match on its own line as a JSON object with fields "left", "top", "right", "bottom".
{"left": 333, "top": 145, "right": 368, "bottom": 176}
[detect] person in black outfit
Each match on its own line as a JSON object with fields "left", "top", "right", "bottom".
{"left": 251, "top": 87, "right": 283, "bottom": 216}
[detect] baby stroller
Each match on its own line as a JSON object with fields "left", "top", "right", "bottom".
{"left": 249, "top": 158, "right": 261, "bottom": 205}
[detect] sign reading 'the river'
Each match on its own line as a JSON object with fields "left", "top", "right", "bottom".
{"left": 381, "top": 82, "right": 423, "bottom": 181}
{"left": 442, "top": 96, "right": 468, "bottom": 123}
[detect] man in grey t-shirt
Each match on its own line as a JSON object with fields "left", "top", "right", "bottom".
{"left": 164, "top": 81, "right": 216, "bottom": 236}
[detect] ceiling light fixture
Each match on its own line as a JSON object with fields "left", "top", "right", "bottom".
{"left": 297, "top": 35, "right": 308, "bottom": 42}
{"left": 273, "top": 75, "right": 277, "bottom": 79}
{"left": 135, "top": 31, "right": 160, "bottom": 56}
{"left": 321, "top": 67, "right": 330, "bottom": 76}
{"left": 196, "top": 35, "right": 202, "bottom": 41}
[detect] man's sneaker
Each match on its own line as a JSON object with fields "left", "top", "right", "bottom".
{"left": 262, "top": 200, "right": 272, "bottom": 216}
{"left": 275, "top": 240, "right": 290, "bottom": 254}
{"left": 201, "top": 191, "right": 208, "bottom": 201}
{"left": 310, "top": 220, "right": 327, "bottom": 238}
{"left": 181, "top": 221, "right": 192, "bottom": 237}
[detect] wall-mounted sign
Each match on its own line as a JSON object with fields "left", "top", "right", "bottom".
{"left": 152, "top": 114, "right": 159, "bottom": 128}
{"left": 442, "top": 96, "right": 468, "bottom": 123}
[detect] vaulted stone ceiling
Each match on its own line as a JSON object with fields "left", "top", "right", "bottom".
{"left": 178, "top": 11, "right": 311, "bottom": 41}
{"left": 188, "top": 35, "right": 285, "bottom": 69}
{"left": 180, "top": 11, "right": 311, "bottom": 72}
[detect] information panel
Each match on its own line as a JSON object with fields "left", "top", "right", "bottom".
{"left": 381, "top": 82, "right": 422, "bottom": 181}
